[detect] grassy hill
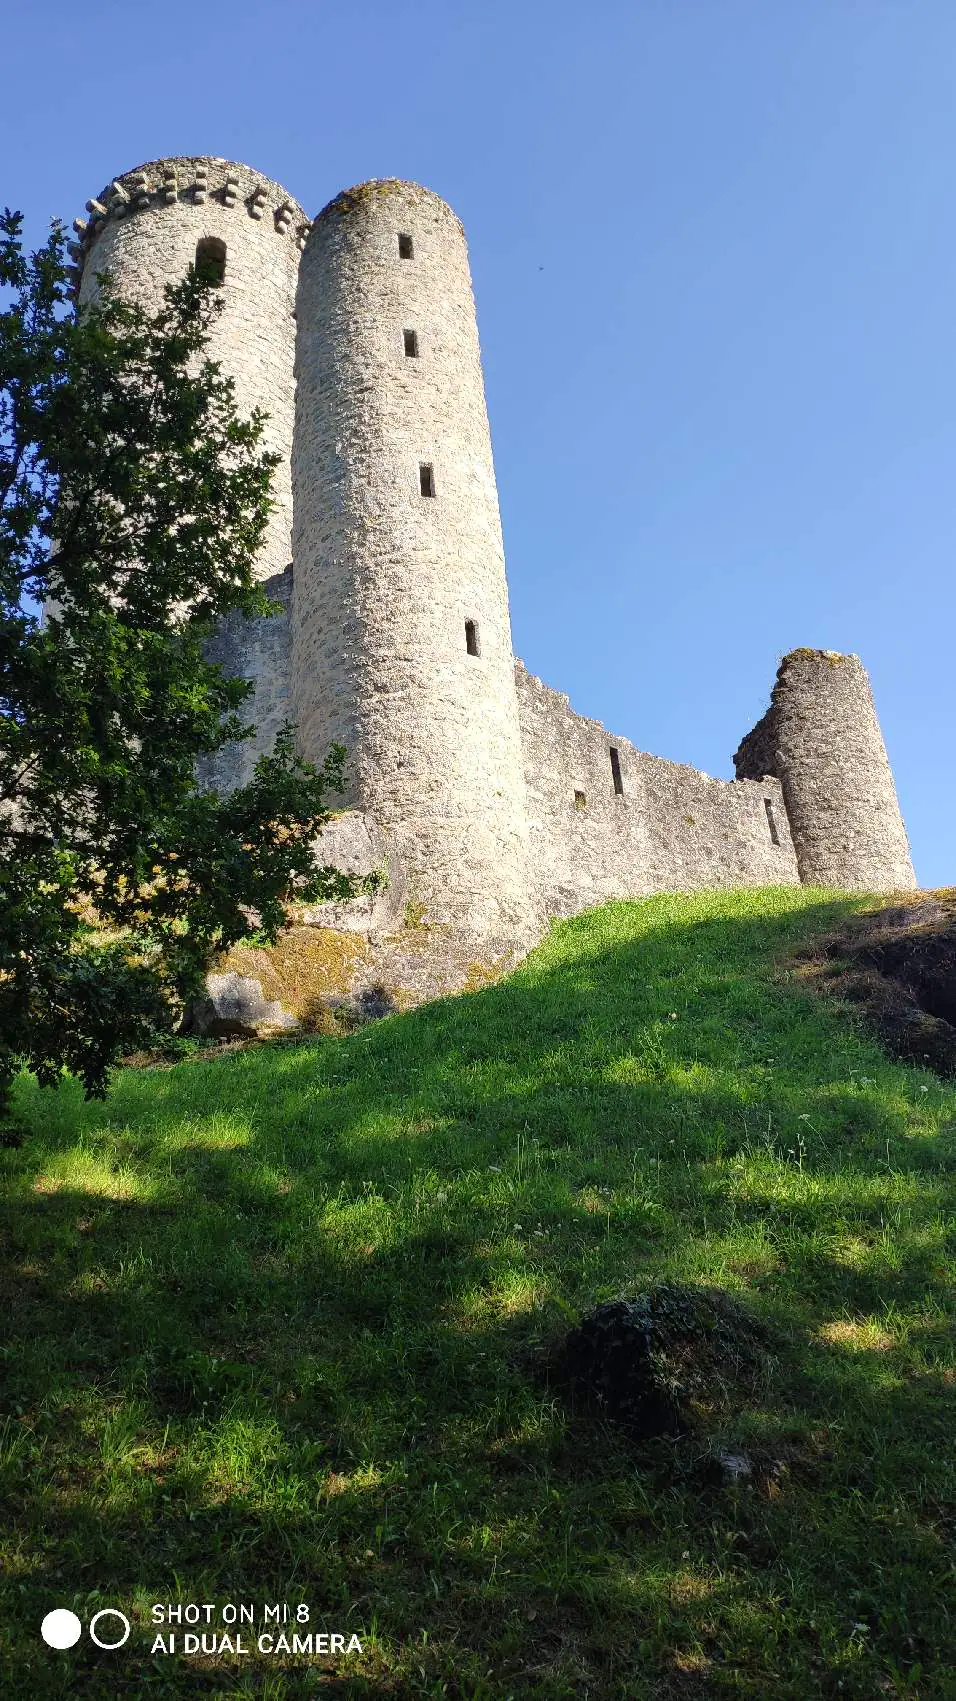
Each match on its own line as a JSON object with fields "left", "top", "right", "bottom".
{"left": 2, "top": 887, "right": 954, "bottom": 1698}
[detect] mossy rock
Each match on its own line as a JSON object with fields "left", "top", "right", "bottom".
{"left": 554, "top": 1284, "right": 774, "bottom": 1440}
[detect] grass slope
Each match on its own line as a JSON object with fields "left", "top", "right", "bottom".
{"left": 2, "top": 888, "right": 955, "bottom": 1699}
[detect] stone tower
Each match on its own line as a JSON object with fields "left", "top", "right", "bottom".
{"left": 72, "top": 156, "right": 308, "bottom": 789}
{"left": 291, "top": 180, "right": 538, "bottom": 944}
{"left": 734, "top": 649, "right": 916, "bottom": 890}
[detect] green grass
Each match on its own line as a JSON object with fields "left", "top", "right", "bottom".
{"left": 2, "top": 887, "right": 955, "bottom": 1698}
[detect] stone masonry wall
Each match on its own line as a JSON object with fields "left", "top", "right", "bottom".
{"left": 291, "top": 181, "right": 539, "bottom": 946}
{"left": 735, "top": 649, "right": 917, "bottom": 891}
{"left": 196, "top": 566, "right": 293, "bottom": 793}
{"left": 516, "top": 662, "right": 799, "bottom": 919}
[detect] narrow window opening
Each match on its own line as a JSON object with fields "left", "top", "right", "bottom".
{"left": 574, "top": 790, "right": 587, "bottom": 811}
{"left": 609, "top": 746, "right": 624, "bottom": 796}
{"left": 195, "top": 236, "right": 226, "bottom": 285}
{"left": 398, "top": 232, "right": 414, "bottom": 259}
{"left": 764, "top": 797, "right": 780, "bottom": 845}
{"left": 419, "top": 462, "right": 435, "bottom": 497}
{"left": 403, "top": 328, "right": 419, "bottom": 357}
{"left": 465, "top": 619, "right": 480, "bottom": 656}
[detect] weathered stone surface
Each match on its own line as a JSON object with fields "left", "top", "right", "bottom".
{"left": 516, "top": 660, "right": 799, "bottom": 919}
{"left": 735, "top": 650, "right": 916, "bottom": 891}
{"left": 187, "top": 972, "right": 297, "bottom": 1038}
{"left": 292, "top": 181, "right": 541, "bottom": 952}
{"left": 299, "top": 810, "right": 405, "bottom": 935}
{"left": 197, "top": 565, "right": 293, "bottom": 794}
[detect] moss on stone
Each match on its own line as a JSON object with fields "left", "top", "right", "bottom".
{"left": 216, "top": 926, "right": 370, "bottom": 1028}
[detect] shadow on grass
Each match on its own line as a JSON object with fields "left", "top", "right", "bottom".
{"left": 2, "top": 890, "right": 955, "bottom": 1697}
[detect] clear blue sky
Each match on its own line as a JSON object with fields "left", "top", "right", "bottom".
{"left": 8, "top": 2, "right": 954, "bottom": 885}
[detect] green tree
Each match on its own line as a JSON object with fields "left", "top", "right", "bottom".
{"left": 0, "top": 210, "right": 366, "bottom": 1119}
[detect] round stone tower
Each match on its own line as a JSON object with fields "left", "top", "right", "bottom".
{"left": 291, "top": 179, "right": 538, "bottom": 944}
{"left": 72, "top": 157, "right": 308, "bottom": 788}
{"left": 734, "top": 648, "right": 917, "bottom": 890}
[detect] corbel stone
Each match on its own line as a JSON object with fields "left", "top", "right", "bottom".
{"left": 274, "top": 202, "right": 295, "bottom": 234}
{"left": 85, "top": 198, "right": 108, "bottom": 218}
{"left": 161, "top": 166, "right": 178, "bottom": 204}
{"left": 249, "top": 184, "right": 268, "bottom": 220}
{"left": 194, "top": 166, "right": 208, "bottom": 205}
{"left": 223, "top": 175, "right": 240, "bottom": 207}
{"left": 108, "top": 180, "right": 130, "bottom": 216}
{"left": 131, "top": 173, "right": 150, "bottom": 210}
{"left": 67, "top": 241, "right": 85, "bottom": 262}
{"left": 72, "top": 216, "right": 88, "bottom": 237}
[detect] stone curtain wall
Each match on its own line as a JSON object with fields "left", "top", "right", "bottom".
{"left": 196, "top": 566, "right": 293, "bottom": 793}
{"left": 292, "top": 181, "right": 539, "bottom": 946}
{"left": 516, "top": 663, "right": 799, "bottom": 920}
{"left": 735, "top": 650, "right": 917, "bottom": 891}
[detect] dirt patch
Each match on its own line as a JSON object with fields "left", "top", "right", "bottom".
{"left": 798, "top": 890, "right": 956, "bottom": 1078}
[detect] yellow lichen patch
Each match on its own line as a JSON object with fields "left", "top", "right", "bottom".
{"left": 818, "top": 1319, "right": 896, "bottom": 1352}
{"left": 216, "top": 926, "right": 370, "bottom": 1026}
{"left": 462, "top": 959, "right": 505, "bottom": 994}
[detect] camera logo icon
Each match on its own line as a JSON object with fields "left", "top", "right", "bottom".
{"left": 41, "top": 1607, "right": 131, "bottom": 1650}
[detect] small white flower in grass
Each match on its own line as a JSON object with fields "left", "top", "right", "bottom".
{"left": 920, "top": 1086, "right": 929, "bottom": 1094}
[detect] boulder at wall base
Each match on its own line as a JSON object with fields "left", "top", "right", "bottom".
{"left": 183, "top": 972, "right": 298, "bottom": 1038}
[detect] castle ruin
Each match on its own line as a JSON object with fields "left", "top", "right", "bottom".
{"left": 70, "top": 156, "right": 917, "bottom": 961}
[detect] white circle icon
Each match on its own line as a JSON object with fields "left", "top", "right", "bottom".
{"left": 41, "top": 1609, "right": 82, "bottom": 1649}
{"left": 89, "top": 1608, "right": 131, "bottom": 1650}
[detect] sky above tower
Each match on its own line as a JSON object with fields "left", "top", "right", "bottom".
{"left": 7, "top": 1, "right": 954, "bottom": 885}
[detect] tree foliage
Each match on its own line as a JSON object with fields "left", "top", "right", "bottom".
{"left": 0, "top": 211, "right": 366, "bottom": 1114}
